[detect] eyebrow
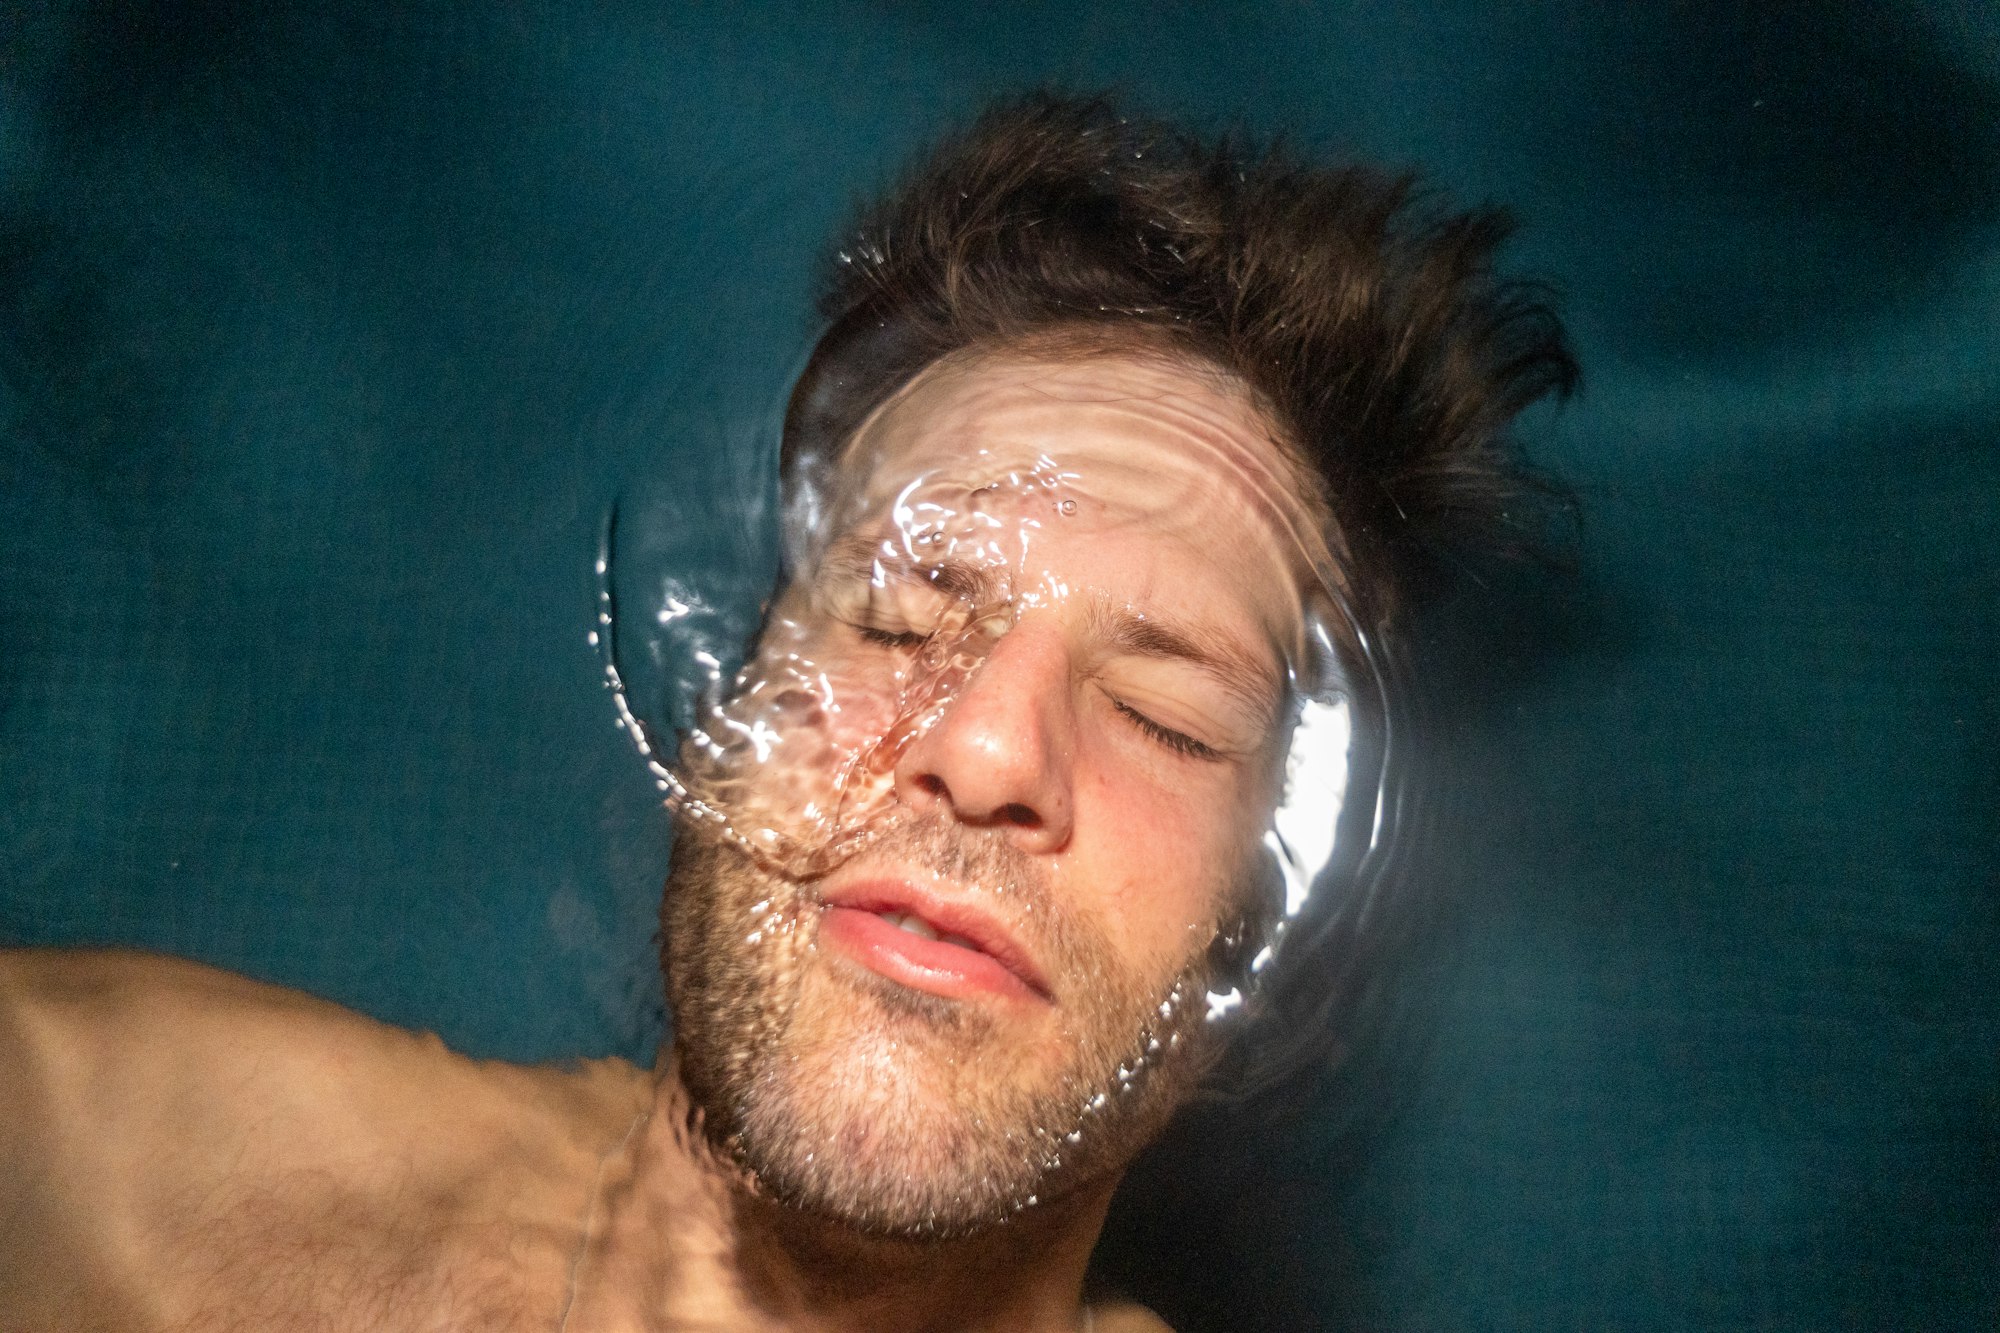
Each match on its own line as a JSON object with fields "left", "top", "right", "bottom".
{"left": 820, "top": 535, "right": 1005, "bottom": 604}
{"left": 818, "top": 538, "right": 1283, "bottom": 730}
{"left": 1086, "top": 593, "right": 1282, "bottom": 732}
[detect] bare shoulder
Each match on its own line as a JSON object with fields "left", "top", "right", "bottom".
{"left": 0, "top": 947, "right": 651, "bottom": 1328}
{"left": 0, "top": 945, "right": 520, "bottom": 1158}
{"left": 0, "top": 946, "right": 369, "bottom": 1160}
{"left": 1090, "top": 1300, "right": 1176, "bottom": 1332}
{"left": 0, "top": 944, "right": 647, "bottom": 1129}
{"left": 1, "top": 945, "right": 392, "bottom": 1063}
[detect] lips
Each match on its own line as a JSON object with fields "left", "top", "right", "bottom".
{"left": 817, "top": 878, "right": 1052, "bottom": 1005}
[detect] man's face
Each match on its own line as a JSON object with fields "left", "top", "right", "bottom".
{"left": 665, "top": 346, "right": 1325, "bottom": 1238}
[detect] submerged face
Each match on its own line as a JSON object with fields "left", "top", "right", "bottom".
{"left": 664, "top": 345, "right": 1335, "bottom": 1238}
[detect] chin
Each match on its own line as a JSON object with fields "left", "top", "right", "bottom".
{"left": 729, "top": 973, "right": 1083, "bottom": 1239}
{"left": 700, "top": 966, "right": 1207, "bottom": 1241}
{"left": 663, "top": 821, "right": 1215, "bottom": 1241}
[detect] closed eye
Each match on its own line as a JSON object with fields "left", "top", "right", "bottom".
{"left": 856, "top": 625, "right": 928, "bottom": 650}
{"left": 1112, "top": 699, "right": 1223, "bottom": 762}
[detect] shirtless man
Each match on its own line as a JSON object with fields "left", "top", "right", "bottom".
{"left": 0, "top": 96, "right": 1573, "bottom": 1331}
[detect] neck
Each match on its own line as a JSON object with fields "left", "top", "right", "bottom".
{"left": 579, "top": 1056, "right": 1114, "bottom": 1333}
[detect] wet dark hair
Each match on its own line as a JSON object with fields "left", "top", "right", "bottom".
{"left": 778, "top": 92, "right": 1577, "bottom": 1105}
{"left": 782, "top": 91, "right": 1577, "bottom": 636}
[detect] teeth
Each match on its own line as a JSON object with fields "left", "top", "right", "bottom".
{"left": 885, "top": 911, "right": 940, "bottom": 942}
{"left": 877, "top": 911, "right": 984, "bottom": 952}
{"left": 871, "top": 908, "right": 991, "bottom": 954}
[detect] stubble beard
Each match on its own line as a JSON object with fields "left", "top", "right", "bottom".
{"left": 661, "top": 812, "right": 1221, "bottom": 1241}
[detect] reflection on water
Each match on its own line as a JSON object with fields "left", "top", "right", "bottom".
{"left": 591, "top": 351, "right": 1418, "bottom": 1096}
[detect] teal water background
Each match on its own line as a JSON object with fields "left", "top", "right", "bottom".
{"left": 3, "top": 3, "right": 1995, "bottom": 1327}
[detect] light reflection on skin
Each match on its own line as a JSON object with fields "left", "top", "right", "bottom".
{"left": 800, "top": 345, "right": 1337, "bottom": 1006}
{"left": 679, "top": 347, "right": 1344, "bottom": 895}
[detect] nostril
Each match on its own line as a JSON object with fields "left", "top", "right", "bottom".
{"left": 912, "top": 773, "right": 949, "bottom": 799}
{"left": 999, "top": 802, "right": 1041, "bottom": 829}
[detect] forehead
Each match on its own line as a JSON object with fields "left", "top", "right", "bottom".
{"left": 824, "top": 347, "right": 1334, "bottom": 644}
{"left": 838, "top": 346, "right": 1320, "bottom": 529}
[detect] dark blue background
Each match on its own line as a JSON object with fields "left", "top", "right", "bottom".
{"left": 4, "top": 3, "right": 1995, "bottom": 1327}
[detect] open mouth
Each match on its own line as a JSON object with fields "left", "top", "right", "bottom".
{"left": 816, "top": 884, "right": 1051, "bottom": 1005}
{"left": 875, "top": 909, "right": 982, "bottom": 951}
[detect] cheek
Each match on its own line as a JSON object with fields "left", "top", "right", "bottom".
{"left": 1065, "top": 734, "right": 1260, "bottom": 978}
{"left": 814, "top": 657, "right": 909, "bottom": 750}
{"left": 724, "top": 622, "right": 911, "bottom": 768}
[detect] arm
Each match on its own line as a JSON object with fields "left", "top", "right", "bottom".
{"left": 0, "top": 948, "right": 382, "bottom": 1321}
{"left": 0, "top": 947, "right": 170, "bottom": 1320}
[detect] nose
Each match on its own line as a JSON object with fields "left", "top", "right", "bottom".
{"left": 892, "top": 622, "right": 1075, "bottom": 853}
